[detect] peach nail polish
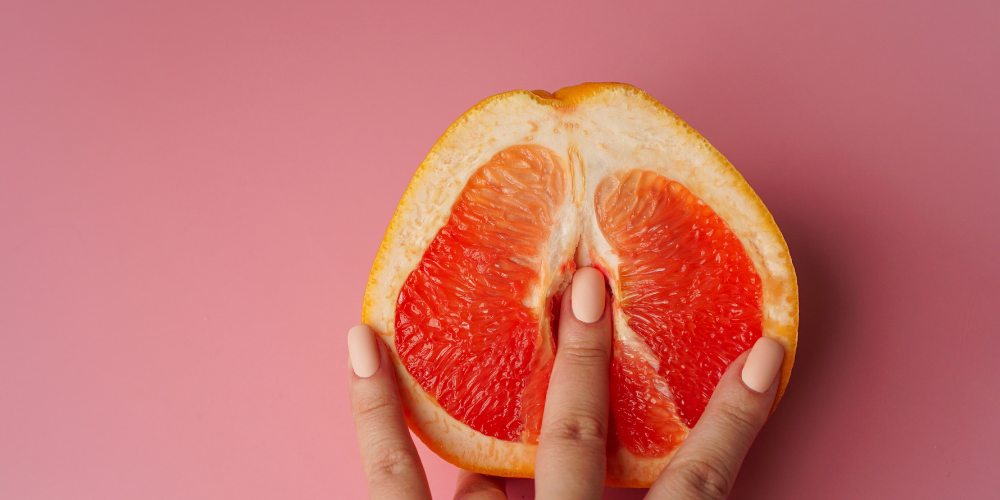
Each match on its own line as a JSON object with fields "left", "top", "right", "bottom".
{"left": 571, "top": 267, "right": 606, "bottom": 323}
{"left": 348, "top": 325, "right": 380, "bottom": 378}
{"left": 741, "top": 337, "right": 784, "bottom": 393}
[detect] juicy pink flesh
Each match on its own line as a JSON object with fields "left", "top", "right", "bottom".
{"left": 596, "top": 169, "right": 762, "bottom": 455}
{"left": 395, "top": 145, "right": 563, "bottom": 442}
{"left": 395, "top": 146, "right": 763, "bottom": 457}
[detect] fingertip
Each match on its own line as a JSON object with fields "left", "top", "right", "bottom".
{"left": 570, "top": 267, "right": 606, "bottom": 323}
{"left": 348, "top": 324, "right": 380, "bottom": 378}
{"left": 741, "top": 337, "right": 784, "bottom": 393}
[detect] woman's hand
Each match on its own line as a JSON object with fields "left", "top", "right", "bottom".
{"left": 348, "top": 268, "right": 784, "bottom": 500}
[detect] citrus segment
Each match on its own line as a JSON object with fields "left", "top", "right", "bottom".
{"left": 395, "top": 145, "right": 566, "bottom": 442}
{"left": 609, "top": 341, "right": 686, "bottom": 457}
{"left": 596, "top": 169, "right": 763, "bottom": 431}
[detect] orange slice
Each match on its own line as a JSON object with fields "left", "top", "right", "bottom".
{"left": 362, "top": 83, "right": 798, "bottom": 487}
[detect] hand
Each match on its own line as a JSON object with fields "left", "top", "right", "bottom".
{"left": 347, "top": 268, "right": 784, "bottom": 500}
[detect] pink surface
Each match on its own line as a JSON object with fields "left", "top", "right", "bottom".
{"left": 1, "top": 1, "right": 998, "bottom": 499}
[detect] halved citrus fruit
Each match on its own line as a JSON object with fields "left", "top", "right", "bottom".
{"left": 362, "top": 83, "right": 797, "bottom": 488}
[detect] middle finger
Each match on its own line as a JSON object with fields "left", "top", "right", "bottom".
{"left": 534, "top": 267, "right": 613, "bottom": 500}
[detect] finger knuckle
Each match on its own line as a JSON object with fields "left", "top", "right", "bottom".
{"left": 353, "top": 391, "right": 396, "bottom": 420}
{"left": 560, "top": 344, "right": 610, "bottom": 367}
{"left": 546, "top": 413, "right": 608, "bottom": 446}
{"left": 673, "top": 458, "right": 734, "bottom": 500}
{"left": 717, "top": 403, "right": 761, "bottom": 442}
{"left": 366, "top": 443, "right": 421, "bottom": 482}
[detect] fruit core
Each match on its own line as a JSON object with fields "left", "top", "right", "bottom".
{"left": 395, "top": 145, "right": 762, "bottom": 457}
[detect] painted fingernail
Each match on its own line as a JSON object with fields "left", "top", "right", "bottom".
{"left": 348, "top": 324, "right": 380, "bottom": 378}
{"left": 571, "top": 267, "right": 606, "bottom": 323}
{"left": 742, "top": 337, "right": 784, "bottom": 393}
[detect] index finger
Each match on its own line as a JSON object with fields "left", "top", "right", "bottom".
{"left": 348, "top": 325, "right": 432, "bottom": 500}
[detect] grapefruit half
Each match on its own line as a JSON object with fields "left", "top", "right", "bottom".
{"left": 362, "top": 83, "right": 797, "bottom": 488}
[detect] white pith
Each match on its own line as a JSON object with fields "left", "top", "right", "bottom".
{"left": 363, "top": 85, "right": 797, "bottom": 486}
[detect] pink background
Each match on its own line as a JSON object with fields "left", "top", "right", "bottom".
{"left": 2, "top": 1, "right": 998, "bottom": 499}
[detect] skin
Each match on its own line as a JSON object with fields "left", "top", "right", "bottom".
{"left": 348, "top": 278, "right": 783, "bottom": 500}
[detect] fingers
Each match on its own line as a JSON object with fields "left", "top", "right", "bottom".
{"left": 453, "top": 470, "right": 507, "bottom": 500}
{"left": 348, "top": 325, "right": 432, "bottom": 500}
{"left": 648, "top": 337, "right": 785, "bottom": 500}
{"left": 534, "top": 267, "right": 613, "bottom": 500}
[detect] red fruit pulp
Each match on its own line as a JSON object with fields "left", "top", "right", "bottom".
{"left": 596, "top": 169, "right": 762, "bottom": 455}
{"left": 395, "top": 145, "right": 564, "bottom": 442}
{"left": 395, "top": 148, "right": 763, "bottom": 458}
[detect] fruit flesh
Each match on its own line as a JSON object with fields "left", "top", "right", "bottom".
{"left": 395, "top": 145, "right": 565, "bottom": 442}
{"left": 396, "top": 149, "right": 763, "bottom": 458}
{"left": 609, "top": 341, "right": 687, "bottom": 457}
{"left": 595, "top": 169, "right": 763, "bottom": 455}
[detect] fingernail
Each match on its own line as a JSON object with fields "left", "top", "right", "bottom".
{"left": 741, "top": 337, "right": 784, "bottom": 393}
{"left": 348, "top": 324, "right": 380, "bottom": 378}
{"left": 571, "top": 267, "right": 606, "bottom": 323}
